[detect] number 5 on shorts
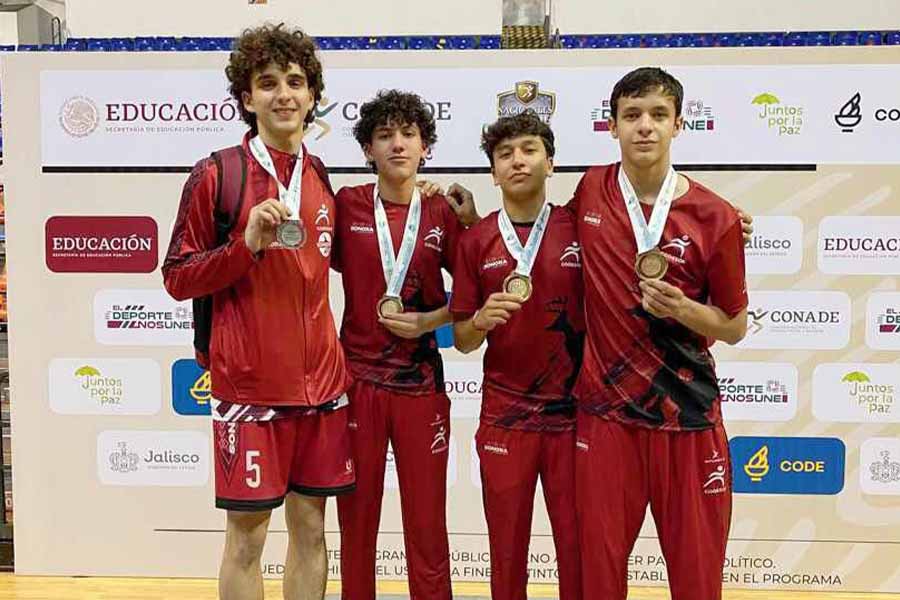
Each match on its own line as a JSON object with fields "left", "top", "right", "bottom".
{"left": 246, "top": 450, "right": 261, "bottom": 489}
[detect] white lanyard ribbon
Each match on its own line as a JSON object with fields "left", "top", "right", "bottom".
{"left": 617, "top": 164, "right": 678, "bottom": 254}
{"left": 249, "top": 136, "right": 303, "bottom": 219}
{"left": 374, "top": 185, "right": 422, "bottom": 297}
{"left": 497, "top": 202, "right": 552, "bottom": 277}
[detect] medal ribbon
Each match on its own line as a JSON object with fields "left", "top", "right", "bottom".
{"left": 617, "top": 163, "right": 678, "bottom": 254}
{"left": 374, "top": 185, "right": 422, "bottom": 298}
{"left": 497, "top": 202, "right": 552, "bottom": 278}
{"left": 249, "top": 136, "right": 303, "bottom": 221}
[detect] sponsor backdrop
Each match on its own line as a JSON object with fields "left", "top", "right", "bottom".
{"left": 3, "top": 47, "right": 900, "bottom": 592}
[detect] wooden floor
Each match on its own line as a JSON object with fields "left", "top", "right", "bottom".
{"left": 0, "top": 576, "right": 895, "bottom": 600}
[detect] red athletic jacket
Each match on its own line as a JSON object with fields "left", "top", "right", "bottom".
{"left": 163, "top": 134, "right": 351, "bottom": 407}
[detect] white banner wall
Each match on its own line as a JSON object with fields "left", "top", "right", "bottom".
{"left": 4, "top": 47, "right": 900, "bottom": 593}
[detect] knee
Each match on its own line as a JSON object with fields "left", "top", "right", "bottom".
{"left": 287, "top": 496, "right": 326, "bottom": 549}
{"left": 225, "top": 511, "right": 270, "bottom": 569}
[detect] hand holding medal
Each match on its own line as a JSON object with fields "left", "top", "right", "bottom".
{"left": 472, "top": 292, "right": 524, "bottom": 332}
{"left": 249, "top": 136, "right": 307, "bottom": 249}
{"left": 244, "top": 198, "right": 291, "bottom": 254}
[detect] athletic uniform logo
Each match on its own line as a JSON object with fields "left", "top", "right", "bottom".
{"left": 424, "top": 226, "right": 444, "bottom": 252}
{"left": 215, "top": 421, "right": 241, "bottom": 485}
{"left": 430, "top": 413, "right": 449, "bottom": 454}
{"left": 482, "top": 257, "right": 509, "bottom": 271}
{"left": 575, "top": 438, "right": 590, "bottom": 452}
{"left": 315, "top": 204, "right": 332, "bottom": 229}
{"left": 345, "top": 459, "right": 354, "bottom": 475}
{"left": 560, "top": 242, "right": 582, "bottom": 268}
{"left": 703, "top": 450, "right": 728, "bottom": 495}
{"left": 317, "top": 231, "right": 332, "bottom": 257}
{"left": 482, "top": 442, "right": 509, "bottom": 456}
{"left": 661, "top": 235, "right": 691, "bottom": 264}
{"left": 350, "top": 223, "right": 375, "bottom": 234}
{"left": 582, "top": 212, "right": 603, "bottom": 227}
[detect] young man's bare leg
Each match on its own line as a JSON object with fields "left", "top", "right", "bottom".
{"left": 220, "top": 510, "right": 272, "bottom": 600}
{"left": 283, "top": 492, "right": 328, "bottom": 600}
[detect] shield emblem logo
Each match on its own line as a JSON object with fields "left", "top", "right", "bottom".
{"left": 516, "top": 81, "right": 538, "bottom": 104}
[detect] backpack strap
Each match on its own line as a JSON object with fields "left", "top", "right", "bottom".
{"left": 211, "top": 145, "right": 247, "bottom": 243}
{"left": 192, "top": 145, "right": 247, "bottom": 365}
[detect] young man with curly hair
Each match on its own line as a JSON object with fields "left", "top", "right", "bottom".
{"left": 332, "top": 89, "right": 478, "bottom": 600}
{"left": 450, "top": 111, "right": 583, "bottom": 600}
{"left": 163, "top": 24, "right": 352, "bottom": 600}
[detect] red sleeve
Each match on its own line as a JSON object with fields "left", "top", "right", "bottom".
{"left": 707, "top": 218, "right": 748, "bottom": 318}
{"left": 564, "top": 171, "right": 590, "bottom": 215}
{"left": 449, "top": 229, "right": 483, "bottom": 319}
{"left": 440, "top": 196, "right": 463, "bottom": 276}
{"left": 161, "top": 158, "right": 258, "bottom": 301}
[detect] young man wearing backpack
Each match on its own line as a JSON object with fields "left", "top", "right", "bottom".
{"left": 163, "top": 24, "right": 352, "bottom": 600}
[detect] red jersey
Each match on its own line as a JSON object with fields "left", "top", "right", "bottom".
{"left": 572, "top": 163, "right": 747, "bottom": 431}
{"left": 450, "top": 206, "right": 584, "bottom": 432}
{"left": 333, "top": 184, "right": 462, "bottom": 394}
{"left": 163, "top": 134, "right": 351, "bottom": 407}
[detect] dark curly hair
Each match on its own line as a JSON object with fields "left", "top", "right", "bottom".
{"left": 226, "top": 23, "right": 324, "bottom": 133}
{"left": 480, "top": 111, "right": 555, "bottom": 167}
{"left": 352, "top": 90, "right": 438, "bottom": 173}
{"left": 610, "top": 67, "right": 683, "bottom": 120}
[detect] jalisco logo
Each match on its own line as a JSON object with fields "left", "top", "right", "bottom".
{"left": 105, "top": 304, "right": 193, "bottom": 331}
{"left": 61, "top": 95, "right": 241, "bottom": 137}
{"left": 719, "top": 376, "right": 789, "bottom": 405}
{"left": 842, "top": 370, "right": 895, "bottom": 416}
{"left": 751, "top": 92, "right": 804, "bottom": 136}
{"left": 870, "top": 450, "right": 900, "bottom": 484}
{"left": 424, "top": 226, "right": 445, "bottom": 251}
{"left": 59, "top": 96, "right": 100, "bottom": 137}
{"left": 109, "top": 442, "right": 140, "bottom": 473}
{"left": 75, "top": 365, "right": 123, "bottom": 406}
{"left": 560, "top": 242, "right": 581, "bottom": 268}
{"left": 498, "top": 81, "right": 556, "bottom": 123}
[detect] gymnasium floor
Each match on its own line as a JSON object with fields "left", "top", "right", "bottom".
{"left": 0, "top": 576, "right": 895, "bottom": 599}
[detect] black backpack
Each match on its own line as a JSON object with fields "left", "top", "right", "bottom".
{"left": 192, "top": 145, "right": 334, "bottom": 368}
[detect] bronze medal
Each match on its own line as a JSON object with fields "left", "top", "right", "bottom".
{"left": 635, "top": 248, "right": 668, "bottom": 280}
{"left": 377, "top": 295, "right": 405, "bottom": 318}
{"left": 503, "top": 273, "right": 533, "bottom": 302}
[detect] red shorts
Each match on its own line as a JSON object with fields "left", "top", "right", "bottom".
{"left": 213, "top": 402, "right": 355, "bottom": 511}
